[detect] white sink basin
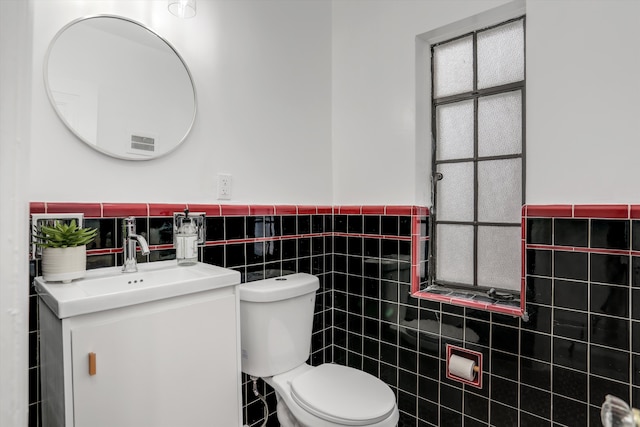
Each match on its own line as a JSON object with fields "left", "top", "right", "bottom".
{"left": 35, "top": 260, "right": 241, "bottom": 318}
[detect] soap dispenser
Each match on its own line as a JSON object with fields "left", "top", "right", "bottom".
{"left": 175, "top": 208, "right": 198, "bottom": 266}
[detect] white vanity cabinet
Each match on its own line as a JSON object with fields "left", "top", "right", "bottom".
{"left": 36, "top": 261, "right": 242, "bottom": 427}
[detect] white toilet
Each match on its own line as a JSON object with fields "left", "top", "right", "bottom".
{"left": 239, "top": 273, "right": 399, "bottom": 427}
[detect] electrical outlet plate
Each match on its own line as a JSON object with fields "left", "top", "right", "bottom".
{"left": 31, "top": 213, "right": 84, "bottom": 259}
{"left": 217, "top": 173, "right": 232, "bottom": 200}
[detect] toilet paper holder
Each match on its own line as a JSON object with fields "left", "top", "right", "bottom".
{"left": 446, "top": 345, "right": 483, "bottom": 389}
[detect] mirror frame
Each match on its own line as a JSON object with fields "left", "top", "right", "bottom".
{"left": 43, "top": 14, "right": 198, "bottom": 161}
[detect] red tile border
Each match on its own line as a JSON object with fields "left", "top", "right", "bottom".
{"left": 297, "top": 205, "right": 317, "bottom": 215}
{"left": 385, "top": 206, "right": 413, "bottom": 215}
{"left": 30, "top": 202, "right": 46, "bottom": 214}
{"left": 573, "top": 204, "right": 629, "bottom": 219}
{"left": 220, "top": 205, "right": 250, "bottom": 216}
{"left": 337, "top": 206, "right": 362, "bottom": 215}
{"left": 249, "top": 205, "right": 275, "bottom": 215}
{"left": 361, "top": 206, "right": 386, "bottom": 215}
{"left": 317, "top": 206, "right": 333, "bottom": 214}
{"left": 148, "top": 203, "right": 188, "bottom": 216}
{"left": 46, "top": 202, "right": 102, "bottom": 217}
{"left": 631, "top": 205, "right": 640, "bottom": 219}
{"left": 187, "top": 204, "right": 222, "bottom": 216}
{"left": 275, "top": 205, "right": 298, "bottom": 215}
{"left": 103, "top": 203, "right": 148, "bottom": 217}
{"left": 415, "top": 206, "right": 430, "bottom": 216}
{"left": 525, "top": 205, "right": 573, "bottom": 218}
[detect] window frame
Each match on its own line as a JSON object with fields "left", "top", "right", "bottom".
{"left": 428, "top": 16, "right": 526, "bottom": 295}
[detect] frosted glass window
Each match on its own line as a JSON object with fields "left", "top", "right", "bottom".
{"left": 436, "top": 100, "right": 474, "bottom": 161}
{"left": 477, "top": 158, "right": 522, "bottom": 223}
{"left": 436, "top": 224, "right": 474, "bottom": 285}
{"left": 478, "top": 91, "right": 522, "bottom": 157}
{"left": 477, "top": 20, "right": 524, "bottom": 89}
{"left": 477, "top": 226, "right": 521, "bottom": 291}
{"left": 436, "top": 162, "right": 474, "bottom": 222}
{"left": 433, "top": 36, "right": 473, "bottom": 98}
{"left": 429, "top": 16, "right": 524, "bottom": 296}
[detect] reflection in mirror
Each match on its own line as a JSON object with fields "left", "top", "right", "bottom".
{"left": 45, "top": 15, "right": 197, "bottom": 160}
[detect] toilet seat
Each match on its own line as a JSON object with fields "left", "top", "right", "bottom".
{"left": 289, "top": 364, "right": 396, "bottom": 426}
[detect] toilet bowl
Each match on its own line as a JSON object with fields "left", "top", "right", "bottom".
{"left": 264, "top": 364, "right": 398, "bottom": 427}
{"left": 238, "top": 274, "right": 399, "bottom": 427}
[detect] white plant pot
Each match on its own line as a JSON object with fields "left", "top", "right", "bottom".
{"left": 41, "top": 246, "right": 87, "bottom": 283}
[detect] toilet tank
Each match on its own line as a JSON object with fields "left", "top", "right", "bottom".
{"left": 238, "top": 273, "right": 319, "bottom": 378}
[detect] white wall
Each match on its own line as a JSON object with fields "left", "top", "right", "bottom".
{"left": 332, "top": 0, "right": 512, "bottom": 206}
{"left": 30, "top": 0, "right": 333, "bottom": 204}
{"left": 0, "top": 2, "right": 31, "bottom": 426}
{"left": 332, "top": 0, "right": 640, "bottom": 205}
{"left": 526, "top": 0, "right": 640, "bottom": 204}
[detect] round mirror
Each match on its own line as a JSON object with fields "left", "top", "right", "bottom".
{"left": 44, "top": 15, "right": 197, "bottom": 160}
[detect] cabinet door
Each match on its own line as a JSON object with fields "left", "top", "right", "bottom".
{"left": 71, "top": 295, "right": 240, "bottom": 427}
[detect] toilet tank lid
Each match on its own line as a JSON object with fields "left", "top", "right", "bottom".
{"left": 238, "top": 273, "right": 319, "bottom": 302}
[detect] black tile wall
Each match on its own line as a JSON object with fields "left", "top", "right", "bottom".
{"left": 29, "top": 209, "right": 640, "bottom": 427}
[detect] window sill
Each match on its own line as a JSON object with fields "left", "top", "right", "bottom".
{"left": 412, "top": 287, "right": 525, "bottom": 318}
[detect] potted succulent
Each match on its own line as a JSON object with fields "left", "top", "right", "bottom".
{"left": 34, "top": 220, "right": 97, "bottom": 283}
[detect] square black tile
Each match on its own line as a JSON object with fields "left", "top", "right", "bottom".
{"left": 347, "top": 215, "right": 363, "bottom": 234}
{"left": 363, "top": 238, "right": 380, "bottom": 258}
{"left": 334, "top": 215, "right": 347, "bottom": 233}
{"left": 526, "top": 276, "right": 552, "bottom": 305}
{"left": 364, "top": 215, "right": 380, "bottom": 235}
{"left": 245, "top": 216, "right": 264, "bottom": 238}
{"left": 464, "top": 391, "right": 488, "bottom": 422}
{"left": 205, "top": 217, "right": 224, "bottom": 241}
{"left": 311, "top": 215, "right": 324, "bottom": 233}
{"left": 203, "top": 246, "right": 227, "bottom": 267}
{"left": 491, "top": 350, "right": 519, "bottom": 381}
{"left": 225, "top": 216, "right": 245, "bottom": 240}
{"left": 492, "top": 325, "right": 519, "bottom": 354}
{"left": 591, "top": 219, "right": 630, "bottom": 250}
{"left": 520, "top": 358, "right": 550, "bottom": 390}
{"left": 491, "top": 376, "right": 517, "bottom": 408}
{"left": 521, "top": 305, "right": 552, "bottom": 334}
{"left": 225, "top": 243, "right": 245, "bottom": 267}
{"left": 633, "top": 221, "right": 640, "bottom": 250}
{"left": 440, "top": 383, "right": 462, "bottom": 412}
{"left": 520, "top": 330, "right": 551, "bottom": 362}
{"left": 553, "top": 337, "right": 587, "bottom": 371}
{"left": 297, "top": 215, "right": 311, "bottom": 235}
{"left": 281, "top": 216, "right": 297, "bottom": 236}
{"left": 552, "top": 395, "right": 587, "bottom": 426}
{"left": 527, "top": 218, "right": 552, "bottom": 244}
{"left": 85, "top": 218, "right": 116, "bottom": 249}
{"left": 590, "top": 283, "right": 629, "bottom": 317}
{"left": 553, "top": 309, "right": 588, "bottom": 341}
{"left": 554, "top": 218, "right": 588, "bottom": 247}
{"left": 591, "top": 314, "right": 629, "bottom": 350}
{"left": 381, "top": 216, "right": 399, "bottom": 236}
{"left": 399, "top": 216, "right": 412, "bottom": 237}
{"left": 554, "top": 280, "right": 588, "bottom": 311}
{"left": 490, "top": 401, "right": 518, "bottom": 427}
{"left": 520, "top": 384, "right": 551, "bottom": 419}
{"left": 553, "top": 365, "right": 587, "bottom": 401}
{"left": 590, "top": 344, "right": 629, "bottom": 382}
{"left": 591, "top": 253, "right": 630, "bottom": 286}
{"left": 554, "top": 251, "right": 588, "bottom": 281}
{"left": 526, "top": 249, "right": 552, "bottom": 276}
{"left": 520, "top": 412, "right": 551, "bottom": 427}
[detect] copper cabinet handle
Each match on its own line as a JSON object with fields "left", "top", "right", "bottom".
{"left": 88, "top": 352, "right": 96, "bottom": 376}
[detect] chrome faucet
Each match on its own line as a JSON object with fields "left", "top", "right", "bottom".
{"left": 122, "top": 217, "right": 150, "bottom": 273}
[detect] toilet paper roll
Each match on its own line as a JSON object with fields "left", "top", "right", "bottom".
{"left": 448, "top": 354, "right": 477, "bottom": 381}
